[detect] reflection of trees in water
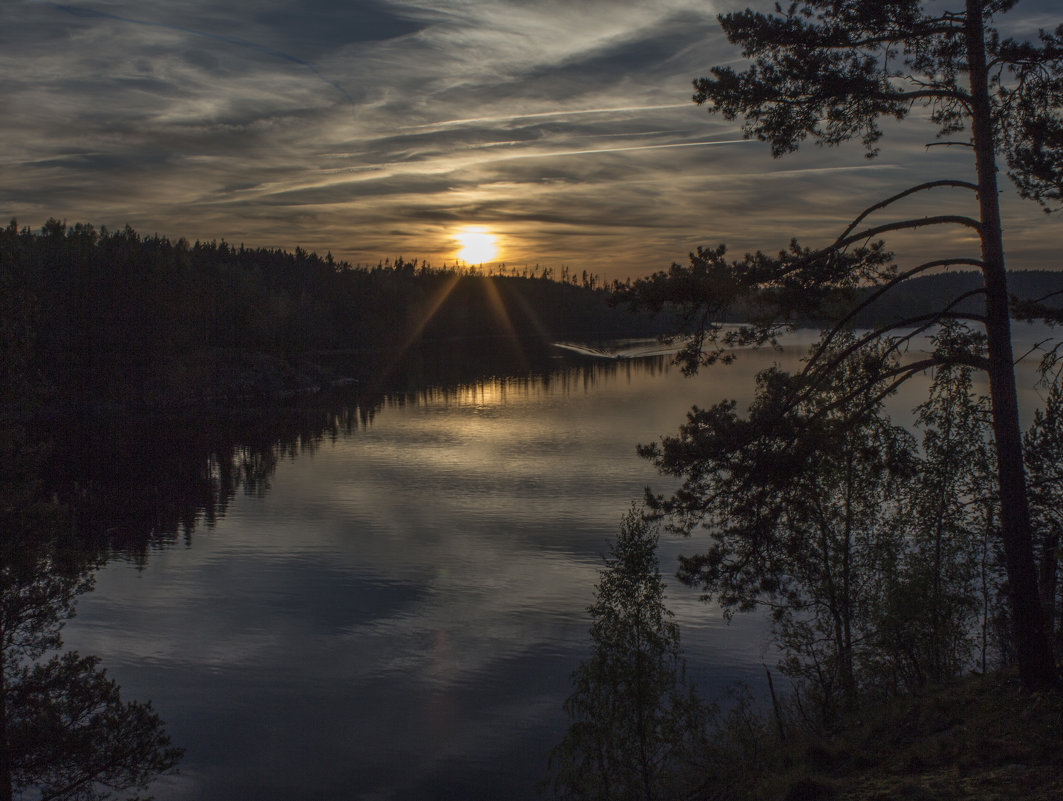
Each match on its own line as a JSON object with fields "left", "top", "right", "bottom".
{"left": 44, "top": 408, "right": 358, "bottom": 562}
{"left": 0, "top": 429, "right": 182, "bottom": 800}
{"left": 380, "top": 354, "right": 671, "bottom": 410}
{"left": 42, "top": 348, "right": 674, "bottom": 562}
{"left": 4, "top": 251, "right": 180, "bottom": 799}
{"left": 4, "top": 338, "right": 672, "bottom": 797}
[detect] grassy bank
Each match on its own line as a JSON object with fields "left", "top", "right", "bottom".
{"left": 747, "top": 673, "right": 1063, "bottom": 801}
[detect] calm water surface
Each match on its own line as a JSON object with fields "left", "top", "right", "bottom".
{"left": 58, "top": 332, "right": 1053, "bottom": 800}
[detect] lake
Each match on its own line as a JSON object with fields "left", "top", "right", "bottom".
{"left": 55, "top": 330, "right": 1054, "bottom": 800}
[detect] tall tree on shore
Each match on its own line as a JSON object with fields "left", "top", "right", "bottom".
{"left": 623, "top": 1, "right": 1062, "bottom": 689}
{"left": 549, "top": 506, "right": 708, "bottom": 801}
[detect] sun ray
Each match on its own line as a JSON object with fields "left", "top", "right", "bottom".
{"left": 479, "top": 277, "right": 530, "bottom": 373}
{"left": 369, "top": 271, "right": 463, "bottom": 395}
{"left": 498, "top": 282, "right": 554, "bottom": 343}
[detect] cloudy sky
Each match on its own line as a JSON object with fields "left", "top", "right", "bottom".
{"left": 2, "top": 0, "right": 1061, "bottom": 280}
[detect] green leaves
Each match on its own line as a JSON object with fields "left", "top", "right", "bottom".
{"left": 695, "top": 2, "right": 954, "bottom": 157}
{"left": 694, "top": 0, "right": 1063, "bottom": 214}
{"left": 549, "top": 507, "right": 709, "bottom": 801}
{"left": 996, "top": 24, "right": 1063, "bottom": 209}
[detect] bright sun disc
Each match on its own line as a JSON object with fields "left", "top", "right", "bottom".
{"left": 455, "top": 228, "right": 498, "bottom": 264}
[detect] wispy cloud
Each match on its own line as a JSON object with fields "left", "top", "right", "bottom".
{"left": 46, "top": 1, "right": 359, "bottom": 111}
{"left": 2, "top": 0, "right": 1061, "bottom": 277}
{"left": 401, "top": 103, "right": 693, "bottom": 130}
{"left": 496, "top": 138, "right": 756, "bottom": 159}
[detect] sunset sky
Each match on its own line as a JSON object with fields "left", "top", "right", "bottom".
{"left": 3, "top": 0, "right": 1061, "bottom": 281}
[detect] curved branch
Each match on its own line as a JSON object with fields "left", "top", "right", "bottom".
{"left": 831, "top": 215, "right": 982, "bottom": 252}
{"left": 833, "top": 362, "right": 941, "bottom": 420}
{"left": 812, "top": 352, "right": 991, "bottom": 424}
{"left": 713, "top": 213, "right": 984, "bottom": 298}
{"left": 756, "top": 215, "right": 984, "bottom": 291}
{"left": 1028, "top": 288, "right": 1063, "bottom": 306}
{"left": 893, "top": 88, "right": 972, "bottom": 105}
{"left": 789, "top": 287, "right": 990, "bottom": 421}
{"left": 807, "top": 258, "right": 985, "bottom": 366}
{"left": 1014, "top": 338, "right": 1056, "bottom": 366}
{"left": 835, "top": 182, "right": 980, "bottom": 247}
{"left": 843, "top": 22, "right": 966, "bottom": 49}
{"left": 802, "top": 298, "right": 987, "bottom": 390}
{"left": 880, "top": 351, "right": 990, "bottom": 379}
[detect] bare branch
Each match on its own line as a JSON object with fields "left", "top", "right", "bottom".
{"left": 831, "top": 215, "right": 982, "bottom": 252}
{"left": 1014, "top": 338, "right": 1056, "bottom": 365}
{"left": 803, "top": 299, "right": 986, "bottom": 389}
{"left": 893, "top": 88, "right": 972, "bottom": 105}
{"left": 835, "top": 182, "right": 980, "bottom": 247}
{"left": 812, "top": 353, "right": 990, "bottom": 424}
{"left": 808, "top": 258, "right": 985, "bottom": 366}
{"left": 1028, "top": 288, "right": 1063, "bottom": 306}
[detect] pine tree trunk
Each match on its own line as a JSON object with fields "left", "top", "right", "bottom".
{"left": 966, "top": 0, "right": 1057, "bottom": 690}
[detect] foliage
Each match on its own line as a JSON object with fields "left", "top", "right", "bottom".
{"left": 6, "top": 653, "right": 181, "bottom": 801}
{"left": 0, "top": 340, "right": 182, "bottom": 800}
{"left": 740, "top": 673, "right": 1063, "bottom": 801}
{"left": 697, "top": 0, "right": 1063, "bottom": 209}
{"left": 1024, "top": 375, "right": 1063, "bottom": 654}
{"left": 861, "top": 342, "right": 998, "bottom": 697}
{"left": 0, "top": 550, "right": 183, "bottom": 801}
{"left": 647, "top": 336, "right": 911, "bottom": 718}
{"left": 641, "top": 331, "right": 1013, "bottom": 723}
{"left": 619, "top": 0, "right": 1063, "bottom": 689}
{"left": 549, "top": 506, "right": 709, "bottom": 801}
{"left": 0, "top": 472, "right": 183, "bottom": 801}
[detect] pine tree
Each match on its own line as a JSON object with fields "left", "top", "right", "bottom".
{"left": 620, "top": 0, "right": 1063, "bottom": 689}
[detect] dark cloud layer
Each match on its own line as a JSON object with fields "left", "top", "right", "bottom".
{"left": 2, "top": 0, "right": 1061, "bottom": 278}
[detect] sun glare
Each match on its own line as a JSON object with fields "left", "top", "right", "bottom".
{"left": 454, "top": 228, "right": 498, "bottom": 265}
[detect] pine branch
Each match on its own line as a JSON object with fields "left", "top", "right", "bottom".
{"left": 835, "top": 181, "right": 980, "bottom": 244}
{"left": 807, "top": 258, "right": 985, "bottom": 368}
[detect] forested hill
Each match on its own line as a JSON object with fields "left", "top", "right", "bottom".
{"left": 4, "top": 221, "right": 1058, "bottom": 410}
{"left": 853, "top": 269, "right": 1063, "bottom": 327}
{"left": 0, "top": 220, "right": 665, "bottom": 409}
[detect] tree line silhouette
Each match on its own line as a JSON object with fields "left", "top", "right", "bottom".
{"left": 0, "top": 219, "right": 667, "bottom": 410}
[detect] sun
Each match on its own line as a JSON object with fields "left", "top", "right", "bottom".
{"left": 454, "top": 227, "right": 498, "bottom": 265}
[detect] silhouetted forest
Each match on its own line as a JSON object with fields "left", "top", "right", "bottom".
{"left": 853, "top": 270, "right": 1063, "bottom": 328}
{"left": 6, "top": 219, "right": 1060, "bottom": 415}
{"left": 0, "top": 219, "right": 667, "bottom": 410}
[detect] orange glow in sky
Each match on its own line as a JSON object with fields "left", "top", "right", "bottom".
{"left": 4, "top": 2, "right": 1062, "bottom": 280}
{"left": 454, "top": 228, "right": 499, "bottom": 265}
